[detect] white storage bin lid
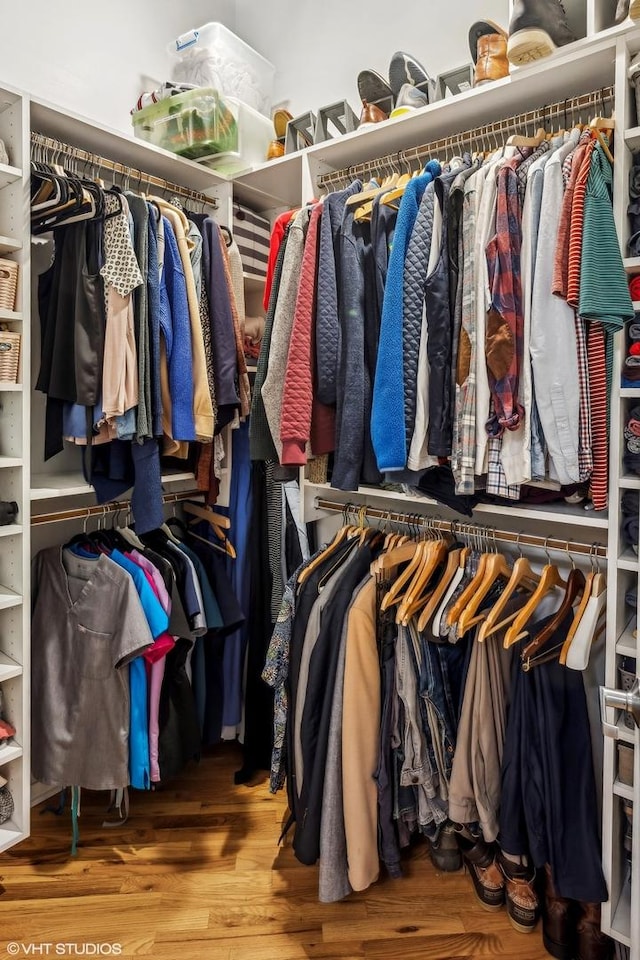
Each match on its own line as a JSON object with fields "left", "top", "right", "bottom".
{"left": 169, "top": 22, "right": 274, "bottom": 71}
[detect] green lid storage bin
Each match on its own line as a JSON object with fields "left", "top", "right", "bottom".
{"left": 132, "top": 87, "right": 237, "bottom": 161}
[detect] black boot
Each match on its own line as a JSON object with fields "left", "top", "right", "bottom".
{"left": 507, "top": 0, "right": 576, "bottom": 66}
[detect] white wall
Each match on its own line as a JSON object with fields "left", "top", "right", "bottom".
{"left": 0, "top": 0, "right": 236, "bottom": 133}
{"left": 234, "top": 0, "right": 510, "bottom": 117}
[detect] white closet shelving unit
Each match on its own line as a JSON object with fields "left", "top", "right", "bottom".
{"left": 0, "top": 9, "right": 638, "bottom": 956}
{"left": 0, "top": 82, "right": 30, "bottom": 854}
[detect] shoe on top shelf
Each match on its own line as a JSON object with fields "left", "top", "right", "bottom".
{"left": 390, "top": 83, "right": 429, "bottom": 118}
{"left": 469, "top": 20, "right": 509, "bottom": 86}
{"left": 616, "top": 0, "right": 640, "bottom": 23}
{"left": 507, "top": 0, "right": 576, "bottom": 66}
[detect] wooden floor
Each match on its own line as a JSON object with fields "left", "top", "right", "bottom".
{"left": 0, "top": 746, "right": 551, "bottom": 959}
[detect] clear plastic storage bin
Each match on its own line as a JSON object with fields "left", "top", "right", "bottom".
{"left": 196, "top": 97, "right": 272, "bottom": 175}
{"left": 168, "top": 22, "right": 275, "bottom": 116}
{"left": 131, "top": 88, "right": 237, "bottom": 161}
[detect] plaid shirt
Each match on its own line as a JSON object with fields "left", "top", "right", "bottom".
{"left": 486, "top": 431, "right": 521, "bottom": 499}
{"left": 516, "top": 141, "right": 550, "bottom": 204}
{"left": 485, "top": 159, "right": 525, "bottom": 437}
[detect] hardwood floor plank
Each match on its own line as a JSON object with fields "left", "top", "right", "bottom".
{"left": 0, "top": 746, "right": 550, "bottom": 960}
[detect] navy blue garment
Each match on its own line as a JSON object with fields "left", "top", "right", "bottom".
{"left": 371, "top": 194, "right": 397, "bottom": 320}
{"left": 375, "top": 613, "right": 403, "bottom": 878}
{"left": 218, "top": 420, "right": 253, "bottom": 728}
{"left": 146, "top": 204, "right": 163, "bottom": 438}
{"left": 499, "top": 612, "right": 608, "bottom": 903}
{"left": 294, "top": 546, "right": 374, "bottom": 866}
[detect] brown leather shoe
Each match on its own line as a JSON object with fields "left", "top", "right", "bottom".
{"left": 266, "top": 139, "right": 285, "bottom": 161}
{"left": 359, "top": 99, "right": 388, "bottom": 129}
{"left": 497, "top": 852, "right": 539, "bottom": 933}
{"left": 541, "top": 863, "right": 577, "bottom": 959}
{"left": 576, "top": 903, "right": 614, "bottom": 960}
{"left": 457, "top": 837, "right": 505, "bottom": 911}
{"left": 475, "top": 32, "right": 509, "bottom": 86}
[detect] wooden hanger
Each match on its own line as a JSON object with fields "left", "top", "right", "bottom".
{"left": 396, "top": 537, "right": 448, "bottom": 625}
{"left": 380, "top": 538, "right": 429, "bottom": 611}
{"left": 183, "top": 501, "right": 231, "bottom": 530}
{"left": 345, "top": 178, "right": 384, "bottom": 208}
{"left": 555, "top": 544, "right": 596, "bottom": 656}
{"left": 458, "top": 544, "right": 521, "bottom": 637}
{"left": 478, "top": 537, "right": 541, "bottom": 642}
{"left": 521, "top": 567, "right": 586, "bottom": 664}
{"left": 298, "top": 505, "right": 356, "bottom": 585}
{"left": 563, "top": 574, "right": 607, "bottom": 670}
{"left": 446, "top": 552, "right": 490, "bottom": 629}
{"left": 503, "top": 544, "right": 568, "bottom": 648}
{"left": 507, "top": 126, "right": 546, "bottom": 148}
{"left": 417, "top": 547, "right": 468, "bottom": 632}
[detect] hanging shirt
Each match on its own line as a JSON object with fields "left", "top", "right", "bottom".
{"left": 31, "top": 547, "right": 154, "bottom": 790}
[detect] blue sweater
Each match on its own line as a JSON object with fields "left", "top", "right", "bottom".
{"left": 371, "top": 161, "right": 441, "bottom": 471}
{"left": 160, "top": 217, "right": 196, "bottom": 441}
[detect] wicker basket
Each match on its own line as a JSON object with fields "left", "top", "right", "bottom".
{"left": 306, "top": 455, "right": 329, "bottom": 485}
{"left": 0, "top": 327, "right": 20, "bottom": 383}
{"left": 0, "top": 259, "right": 18, "bottom": 312}
{"left": 618, "top": 743, "right": 635, "bottom": 787}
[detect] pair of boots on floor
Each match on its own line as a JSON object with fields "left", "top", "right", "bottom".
{"left": 429, "top": 824, "right": 613, "bottom": 960}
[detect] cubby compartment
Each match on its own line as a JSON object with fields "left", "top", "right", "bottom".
{"left": 0, "top": 755, "right": 26, "bottom": 852}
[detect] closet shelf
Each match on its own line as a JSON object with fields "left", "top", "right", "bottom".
{"left": 0, "top": 236, "right": 21, "bottom": 255}
{"left": 624, "top": 125, "right": 640, "bottom": 150}
{"left": 0, "top": 524, "right": 22, "bottom": 539}
{"left": 613, "top": 778, "right": 635, "bottom": 801}
{"left": 0, "top": 651, "right": 21, "bottom": 683}
{"left": 243, "top": 271, "right": 266, "bottom": 291}
{"left": 0, "top": 820, "right": 23, "bottom": 855}
{"left": 0, "top": 741, "right": 23, "bottom": 766}
{"left": 30, "top": 468, "right": 197, "bottom": 501}
{"left": 618, "top": 548, "right": 639, "bottom": 572}
{"left": 302, "top": 32, "right": 617, "bottom": 174}
{"left": 30, "top": 98, "right": 230, "bottom": 198}
{"left": 233, "top": 152, "right": 303, "bottom": 211}
{"left": 624, "top": 257, "right": 640, "bottom": 275}
{"left": 304, "top": 481, "right": 609, "bottom": 529}
{"left": 617, "top": 715, "right": 638, "bottom": 745}
{"left": 621, "top": 387, "right": 640, "bottom": 398}
{"left": 0, "top": 383, "right": 22, "bottom": 392}
{"left": 611, "top": 878, "right": 632, "bottom": 948}
{"left": 0, "top": 163, "right": 22, "bottom": 190}
{"left": 617, "top": 622, "right": 638, "bottom": 658}
{"left": 0, "top": 457, "right": 22, "bottom": 468}
{"left": 619, "top": 474, "right": 640, "bottom": 489}
{"left": 0, "top": 309, "right": 22, "bottom": 322}
{"left": 0, "top": 587, "right": 21, "bottom": 611}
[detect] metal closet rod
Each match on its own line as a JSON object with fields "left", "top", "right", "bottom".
{"left": 314, "top": 498, "right": 607, "bottom": 559}
{"left": 30, "top": 131, "right": 219, "bottom": 210}
{"left": 31, "top": 489, "right": 202, "bottom": 526}
{"left": 317, "top": 84, "right": 614, "bottom": 190}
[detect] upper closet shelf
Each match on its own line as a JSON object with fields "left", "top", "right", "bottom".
{"left": 233, "top": 152, "right": 303, "bottom": 211}
{"left": 305, "top": 482, "right": 609, "bottom": 529}
{"left": 302, "top": 31, "right": 619, "bottom": 175}
{"left": 30, "top": 98, "right": 230, "bottom": 199}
